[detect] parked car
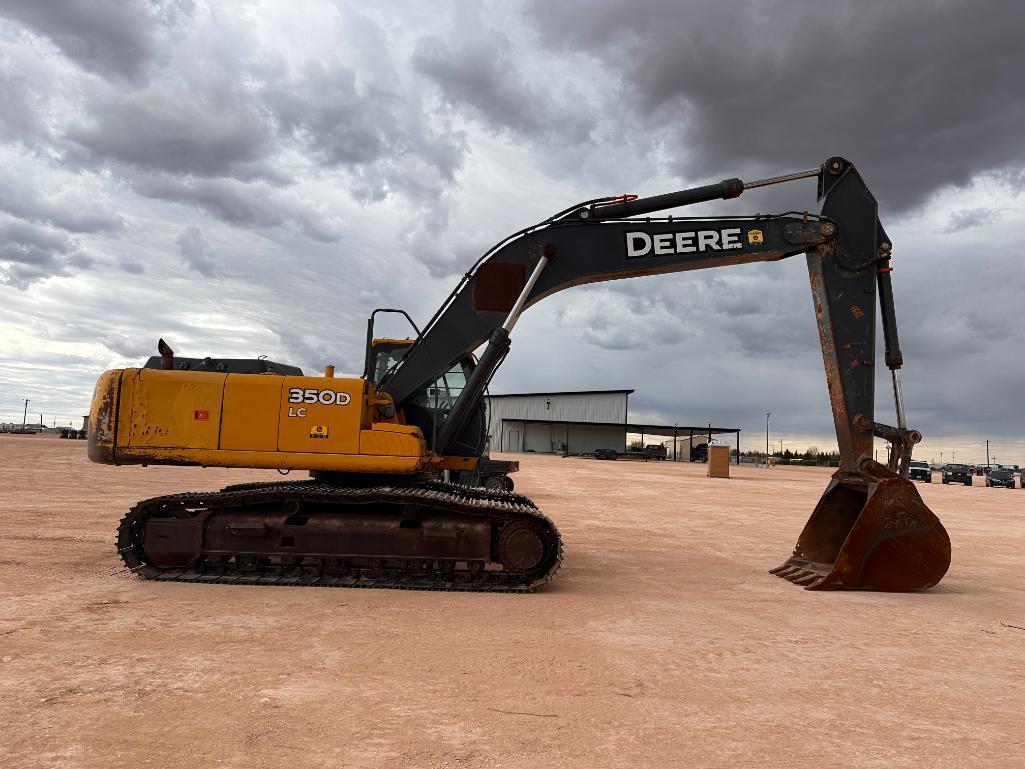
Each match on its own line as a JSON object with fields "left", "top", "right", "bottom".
{"left": 985, "top": 469, "right": 1016, "bottom": 488}
{"left": 942, "top": 463, "right": 973, "bottom": 486}
{"left": 908, "top": 460, "right": 932, "bottom": 483}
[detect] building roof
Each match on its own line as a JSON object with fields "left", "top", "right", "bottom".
{"left": 486, "top": 389, "right": 634, "bottom": 399}
{"left": 499, "top": 417, "right": 739, "bottom": 435}
{"left": 626, "top": 423, "right": 740, "bottom": 436}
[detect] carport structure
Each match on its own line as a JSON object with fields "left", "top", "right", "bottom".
{"left": 627, "top": 423, "right": 742, "bottom": 464}
{"left": 502, "top": 418, "right": 741, "bottom": 463}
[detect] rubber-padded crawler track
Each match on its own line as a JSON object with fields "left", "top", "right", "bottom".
{"left": 116, "top": 479, "right": 562, "bottom": 592}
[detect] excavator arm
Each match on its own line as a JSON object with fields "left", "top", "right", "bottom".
{"left": 381, "top": 156, "right": 951, "bottom": 591}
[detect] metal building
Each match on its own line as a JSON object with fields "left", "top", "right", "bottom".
{"left": 484, "top": 389, "right": 741, "bottom": 459}
{"left": 486, "top": 390, "right": 632, "bottom": 454}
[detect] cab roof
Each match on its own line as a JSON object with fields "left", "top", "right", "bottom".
{"left": 372, "top": 338, "right": 414, "bottom": 346}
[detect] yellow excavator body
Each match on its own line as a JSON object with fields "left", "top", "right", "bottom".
{"left": 88, "top": 367, "right": 428, "bottom": 474}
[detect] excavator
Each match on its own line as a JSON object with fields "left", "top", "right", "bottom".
{"left": 88, "top": 156, "right": 951, "bottom": 592}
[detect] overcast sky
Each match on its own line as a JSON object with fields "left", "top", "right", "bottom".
{"left": 1, "top": 0, "right": 1024, "bottom": 462}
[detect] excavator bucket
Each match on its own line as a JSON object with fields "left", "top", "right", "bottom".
{"left": 771, "top": 462, "right": 950, "bottom": 591}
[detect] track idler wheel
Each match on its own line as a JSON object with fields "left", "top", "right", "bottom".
{"left": 498, "top": 521, "right": 546, "bottom": 574}
{"left": 771, "top": 462, "right": 951, "bottom": 591}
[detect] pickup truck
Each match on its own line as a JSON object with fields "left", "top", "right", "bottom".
{"left": 908, "top": 460, "right": 932, "bottom": 483}
{"left": 941, "top": 463, "right": 973, "bottom": 486}
{"left": 595, "top": 444, "right": 667, "bottom": 461}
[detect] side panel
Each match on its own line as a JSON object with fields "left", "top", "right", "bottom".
{"left": 87, "top": 368, "right": 428, "bottom": 472}
{"left": 87, "top": 369, "right": 122, "bottom": 463}
{"left": 220, "top": 374, "right": 283, "bottom": 452}
{"left": 116, "top": 369, "right": 138, "bottom": 449}
{"left": 277, "top": 376, "right": 364, "bottom": 454}
{"left": 127, "top": 369, "right": 225, "bottom": 449}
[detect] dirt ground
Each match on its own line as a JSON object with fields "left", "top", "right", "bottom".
{"left": 0, "top": 435, "right": 1021, "bottom": 768}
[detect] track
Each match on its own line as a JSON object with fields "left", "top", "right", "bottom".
{"left": 116, "top": 479, "right": 562, "bottom": 592}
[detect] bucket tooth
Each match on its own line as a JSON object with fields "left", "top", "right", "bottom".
{"left": 792, "top": 572, "right": 823, "bottom": 586}
{"left": 801, "top": 575, "right": 829, "bottom": 590}
{"left": 775, "top": 566, "right": 805, "bottom": 580}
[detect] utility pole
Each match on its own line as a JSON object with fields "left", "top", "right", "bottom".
{"left": 765, "top": 412, "right": 771, "bottom": 461}
{"left": 22, "top": 399, "right": 29, "bottom": 430}
{"left": 940, "top": 452, "right": 943, "bottom": 464}
{"left": 986, "top": 440, "right": 990, "bottom": 468}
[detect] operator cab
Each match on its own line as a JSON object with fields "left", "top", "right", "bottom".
{"left": 366, "top": 335, "right": 483, "bottom": 456}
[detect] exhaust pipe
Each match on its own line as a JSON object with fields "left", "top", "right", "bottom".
{"left": 158, "top": 338, "right": 175, "bottom": 370}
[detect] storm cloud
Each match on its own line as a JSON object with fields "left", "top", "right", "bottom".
{"left": 134, "top": 174, "right": 345, "bottom": 242}
{"left": 68, "top": 88, "right": 277, "bottom": 180}
{"left": 0, "top": 218, "right": 91, "bottom": 288}
{"left": 526, "top": 0, "right": 1025, "bottom": 213}
{"left": 0, "top": 160, "right": 123, "bottom": 233}
{"left": 1, "top": 0, "right": 195, "bottom": 83}
{"left": 1, "top": 0, "right": 1023, "bottom": 462}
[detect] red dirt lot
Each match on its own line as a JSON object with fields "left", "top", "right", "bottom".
{"left": 0, "top": 435, "right": 1021, "bottom": 768}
